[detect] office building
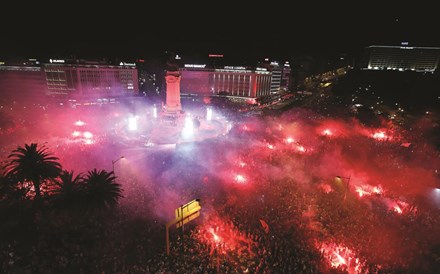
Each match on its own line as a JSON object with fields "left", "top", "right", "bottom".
{"left": 362, "top": 44, "right": 440, "bottom": 72}
{"left": 43, "top": 59, "right": 139, "bottom": 98}
{"left": 180, "top": 64, "right": 272, "bottom": 99}
{"left": 0, "top": 60, "right": 46, "bottom": 102}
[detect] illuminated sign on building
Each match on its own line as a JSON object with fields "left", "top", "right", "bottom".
{"left": 256, "top": 67, "right": 267, "bottom": 71}
{"left": 208, "top": 54, "right": 224, "bottom": 58}
{"left": 0, "top": 61, "right": 4, "bottom": 65}
{"left": 224, "top": 66, "right": 246, "bottom": 70}
{"left": 50, "top": 59, "right": 65, "bottom": 63}
{"left": 120, "top": 62, "right": 136, "bottom": 66}
{"left": 270, "top": 61, "right": 279, "bottom": 66}
{"left": 184, "top": 64, "right": 206, "bottom": 68}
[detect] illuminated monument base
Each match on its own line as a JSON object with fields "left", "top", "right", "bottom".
{"left": 115, "top": 68, "right": 229, "bottom": 146}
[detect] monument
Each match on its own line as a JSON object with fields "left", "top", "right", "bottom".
{"left": 164, "top": 54, "right": 182, "bottom": 113}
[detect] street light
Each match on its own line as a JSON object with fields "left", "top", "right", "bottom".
{"left": 112, "top": 156, "right": 125, "bottom": 174}
{"left": 335, "top": 175, "right": 351, "bottom": 201}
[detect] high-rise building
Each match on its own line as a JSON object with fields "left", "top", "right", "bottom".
{"left": 0, "top": 61, "right": 46, "bottom": 102}
{"left": 280, "top": 61, "right": 291, "bottom": 92}
{"left": 269, "top": 62, "right": 282, "bottom": 94}
{"left": 361, "top": 44, "right": 440, "bottom": 72}
{"left": 0, "top": 58, "right": 139, "bottom": 103}
{"left": 43, "top": 59, "right": 139, "bottom": 98}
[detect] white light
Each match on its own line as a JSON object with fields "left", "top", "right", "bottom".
{"left": 224, "top": 66, "right": 246, "bottom": 70}
{"left": 182, "top": 116, "right": 194, "bottom": 137}
{"left": 74, "top": 120, "right": 85, "bottom": 126}
{"left": 153, "top": 106, "right": 157, "bottom": 118}
{"left": 184, "top": 64, "right": 206, "bottom": 68}
{"left": 206, "top": 107, "right": 212, "bottom": 121}
{"left": 128, "top": 116, "right": 138, "bottom": 131}
{"left": 83, "top": 131, "right": 93, "bottom": 139}
{"left": 120, "top": 62, "right": 136, "bottom": 66}
{"left": 50, "top": 59, "right": 65, "bottom": 63}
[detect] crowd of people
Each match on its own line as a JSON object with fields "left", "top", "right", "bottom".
{"left": 0, "top": 92, "right": 439, "bottom": 273}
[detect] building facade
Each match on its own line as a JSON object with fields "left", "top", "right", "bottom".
{"left": 0, "top": 59, "right": 139, "bottom": 103}
{"left": 180, "top": 65, "right": 272, "bottom": 99}
{"left": 362, "top": 45, "right": 440, "bottom": 72}
{"left": 43, "top": 60, "right": 139, "bottom": 98}
{"left": 0, "top": 64, "right": 46, "bottom": 102}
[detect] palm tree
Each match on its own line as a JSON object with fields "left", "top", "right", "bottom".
{"left": 83, "top": 169, "right": 123, "bottom": 210}
{"left": 3, "top": 143, "right": 62, "bottom": 201}
{"left": 52, "top": 170, "right": 84, "bottom": 208}
{"left": 0, "top": 173, "right": 25, "bottom": 202}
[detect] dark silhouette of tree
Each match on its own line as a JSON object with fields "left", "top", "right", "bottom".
{"left": 83, "top": 169, "right": 122, "bottom": 210}
{"left": 0, "top": 173, "right": 26, "bottom": 203}
{"left": 3, "top": 143, "right": 62, "bottom": 202}
{"left": 52, "top": 170, "right": 84, "bottom": 209}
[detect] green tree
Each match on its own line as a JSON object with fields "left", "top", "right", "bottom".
{"left": 83, "top": 169, "right": 122, "bottom": 210}
{"left": 3, "top": 143, "right": 62, "bottom": 201}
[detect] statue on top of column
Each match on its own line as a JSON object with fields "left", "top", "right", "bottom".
{"left": 165, "top": 51, "right": 180, "bottom": 72}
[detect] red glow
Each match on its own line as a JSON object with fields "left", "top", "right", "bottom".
{"left": 387, "top": 200, "right": 411, "bottom": 214}
{"left": 209, "top": 228, "right": 221, "bottom": 243}
{"left": 355, "top": 183, "right": 384, "bottom": 198}
{"left": 234, "top": 174, "right": 247, "bottom": 184}
{"left": 195, "top": 216, "right": 256, "bottom": 258}
{"left": 318, "top": 183, "right": 333, "bottom": 193}
{"left": 355, "top": 186, "right": 371, "bottom": 197}
{"left": 372, "top": 185, "right": 382, "bottom": 195}
{"left": 322, "top": 129, "right": 333, "bottom": 136}
{"left": 372, "top": 131, "right": 387, "bottom": 140}
{"left": 319, "top": 242, "right": 363, "bottom": 272}
{"left": 296, "top": 145, "right": 306, "bottom": 153}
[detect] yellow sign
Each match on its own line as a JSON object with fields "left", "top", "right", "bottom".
{"left": 176, "top": 211, "right": 200, "bottom": 228}
{"left": 175, "top": 199, "right": 201, "bottom": 219}
{"left": 166, "top": 198, "right": 202, "bottom": 255}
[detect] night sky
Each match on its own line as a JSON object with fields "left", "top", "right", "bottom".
{"left": 1, "top": 2, "right": 439, "bottom": 62}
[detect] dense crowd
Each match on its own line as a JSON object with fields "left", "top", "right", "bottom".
{"left": 1, "top": 94, "right": 439, "bottom": 273}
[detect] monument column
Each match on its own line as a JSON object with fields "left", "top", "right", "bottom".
{"left": 165, "top": 71, "right": 182, "bottom": 112}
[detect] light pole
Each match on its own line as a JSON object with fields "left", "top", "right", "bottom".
{"left": 112, "top": 156, "right": 124, "bottom": 174}
{"left": 335, "top": 175, "right": 351, "bottom": 201}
